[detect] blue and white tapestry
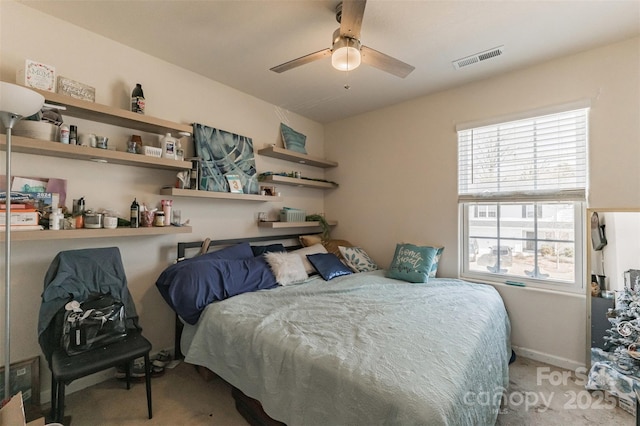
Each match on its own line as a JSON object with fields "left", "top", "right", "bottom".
{"left": 193, "top": 124, "right": 258, "bottom": 194}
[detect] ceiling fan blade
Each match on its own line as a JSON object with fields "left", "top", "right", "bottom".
{"left": 361, "top": 45, "right": 415, "bottom": 78}
{"left": 340, "top": 0, "right": 367, "bottom": 39}
{"left": 270, "top": 48, "right": 332, "bottom": 73}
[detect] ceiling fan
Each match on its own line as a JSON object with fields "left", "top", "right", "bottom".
{"left": 270, "top": 0, "right": 415, "bottom": 78}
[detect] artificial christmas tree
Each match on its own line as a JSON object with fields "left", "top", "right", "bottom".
{"left": 587, "top": 287, "right": 640, "bottom": 412}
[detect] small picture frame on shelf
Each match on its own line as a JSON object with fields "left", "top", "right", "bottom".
{"left": 225, "top": 174, "right": 243, "bottom": 194}
{"left": 260, "top": 185, "right": 276, "bottom": 196}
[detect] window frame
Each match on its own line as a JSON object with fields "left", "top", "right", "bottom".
{"left": 460, "top": 201, "right": 585, "bottom": 293}
{"left": 457, "top": 104, "right": 589, "bottom": 294}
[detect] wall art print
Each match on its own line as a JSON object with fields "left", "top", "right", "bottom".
{"left": 193, "top": 123, "right": 258, "bottom": 194}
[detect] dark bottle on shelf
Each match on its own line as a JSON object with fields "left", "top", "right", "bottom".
{"left": 130, "top": 198, "right": 139, "bottom": 228}
{"left": 69, "top": 125, "right": 78, "bottom": 145}
{"left": 131, "top": 83, "right": 145, "bottom": 114}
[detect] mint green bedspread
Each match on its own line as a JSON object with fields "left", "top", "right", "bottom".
{"left": 184, "top": 270, "right": 511, "bottom": 425}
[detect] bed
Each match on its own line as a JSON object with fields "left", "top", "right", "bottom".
{"left": 160, "top": 236, "right": 511, "bottom": 426}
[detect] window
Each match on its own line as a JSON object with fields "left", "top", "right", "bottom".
{"left": 458, "top": 107, "right": 588, "bottom": 292}
{"left": 523, "top": 205, "right": 542, "bottom": 219}
{"left": 474, "top": 205, "right": 497, "bottom": 218}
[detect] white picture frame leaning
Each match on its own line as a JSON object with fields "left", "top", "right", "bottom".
{"left": 225, "top": 174, "right": 244, "bottom": 194}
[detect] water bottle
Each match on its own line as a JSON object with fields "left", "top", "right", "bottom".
{"left": 130, "top": 198, "right": 139, "bottom": 228}
{"left": 60, "top": 125, "right": 70, "bottom": 144}
{"left": 161, "top": 133, "right": 177, "bottom": 159}
{"left": 49, "top": 208, "right": 63, "bottom": 230}
{"left": 131, "top": 84, "right": 145, "bottom": 114}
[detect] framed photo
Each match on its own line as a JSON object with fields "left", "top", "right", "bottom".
{"left": 225, "top": 174, "right": 244, "bottom": 194}
{"left": 260, "top": 185, "right": 276, "bottom": 196}
{"left": 0, "top": 356, "right": 40, "bottom": 406}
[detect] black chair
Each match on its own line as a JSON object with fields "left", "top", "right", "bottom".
{"left": 37, "top": 247, "right": 152, "bottom": 423}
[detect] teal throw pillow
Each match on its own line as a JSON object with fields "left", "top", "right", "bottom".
{"left": 280, "top": 123, "right": 307, "bottom": 154}
{"left": 386, "top": 243, "right": 438, "bottom": 283}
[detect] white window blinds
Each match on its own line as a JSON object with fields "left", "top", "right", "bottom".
{"left": 458, "top": 108, "right": 588, "bottom": 202}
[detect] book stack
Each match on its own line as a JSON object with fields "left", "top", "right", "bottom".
{"left": 0, "top": 203, "right": 42, "bottom": 231}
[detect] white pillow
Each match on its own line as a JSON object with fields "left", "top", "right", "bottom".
{"left": 264, "top": 252, "right": 308, "bottom": 285}
{"left": 338, "top": 246, "right": 379, "bottom": 273}
{"left": 291, "top": 243, "right": 328, "bottom": 274}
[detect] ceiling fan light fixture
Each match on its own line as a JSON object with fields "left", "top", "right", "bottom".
{"left": 331, "top": 37, "right": 361, "bottom": 71}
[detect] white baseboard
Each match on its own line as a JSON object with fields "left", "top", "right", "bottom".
{"left": 40, "top": 368, "right": 115, "bottom": 405}
{"left": 512, "top": 345, "right": 585, "bottom": 371}
{"left": 38, "top": 346, "right": 174, "bottom": 404}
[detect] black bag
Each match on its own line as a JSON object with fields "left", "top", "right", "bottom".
{"left": 62, "top": 293, "right": 127, "bottom": 355}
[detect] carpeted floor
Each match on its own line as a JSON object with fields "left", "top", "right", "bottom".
{"left": 497, "top": 356, "right": 633, "bottom": 425}
{"left": 40, "top": 356, "right": 634, "bottom": 425}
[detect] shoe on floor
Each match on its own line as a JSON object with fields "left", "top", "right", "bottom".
{"left": 151, "top": 365, "right": 165, "bottom": 378}
{"left": 115, "top": 359, "right": 147, "bottom": 379}
{"left": 152, "top": 350, "right": 172, "bottom": 368}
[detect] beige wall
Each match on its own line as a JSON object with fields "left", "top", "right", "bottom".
{"left": 325, "top": 36, "right": 640, "bottom": 369}
{"left": 2, "top": 0, "right": 639, "bottom": 403}
{"left": 0, "top": 1, "right": 327, "bottom": 401}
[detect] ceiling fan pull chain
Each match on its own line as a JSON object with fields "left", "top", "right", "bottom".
{"left": 344, "top": 48, "right": 351, "bottom": 90}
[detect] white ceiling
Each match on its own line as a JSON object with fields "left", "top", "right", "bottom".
{"left": 19, "top": 0, "right": 640, "bottom": 124}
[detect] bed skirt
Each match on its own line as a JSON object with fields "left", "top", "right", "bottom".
{"left": 232, "top": 387, "right": 285, "bottom": 426}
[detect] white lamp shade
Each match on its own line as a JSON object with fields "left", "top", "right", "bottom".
{"left": 0, "top": 82, "right": 45, "bottom": 117}
{"left": 332, "top": 45, "right": 361, "bottom": 71}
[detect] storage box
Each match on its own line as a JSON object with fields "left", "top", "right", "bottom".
{"left": 10, "top": 121, "right": 58, "bottom": 141}
{"left": 16, "top": 59, "right": 56, "bottom": 92}
{"left": 280, "top": 208, "right": 306, "bottom": 222}
{"left": 0, "top": 392, "right": 44, "bottom": 426}
{"left": 0, "top": 210, "right": 39, "bottom": 226}
{"left": 142, "top": 146, "right": 162, "bottom": 158}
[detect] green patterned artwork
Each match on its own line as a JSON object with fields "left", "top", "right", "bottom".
{"left": 193, "top": 123, "right": 258, "bottom": 194}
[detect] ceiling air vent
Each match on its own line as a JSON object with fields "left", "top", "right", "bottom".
{"left": 452, "top": 46, "right": 504, "bottom": 70}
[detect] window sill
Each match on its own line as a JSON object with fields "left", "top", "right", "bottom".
{"left": 460, "top": 272, "right": 586, "bottom": 297}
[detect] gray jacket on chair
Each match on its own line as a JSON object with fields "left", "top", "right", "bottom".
{"left": 37, "top": 247, "right": 141, "bottom": 363}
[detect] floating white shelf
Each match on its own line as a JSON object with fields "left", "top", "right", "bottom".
{"left": 1, "top": 225, "right": 192, "bottom": 241}
{"left": 259, "top": 175, "right": 337, "bottom": 189}
{"left": 160, "top": 187, "right": 283, "bottom": 202}
{"left": 0, "top": 135, "right": 192, "bottom": 171}
{"left": 257, "top": 220, "right": 337, "bottom": 229}
{"left": 30, "top": 87, "right": 193, "bottom": 135}
{"left": 258, "top": 146, "right": 338, "bottom": 168}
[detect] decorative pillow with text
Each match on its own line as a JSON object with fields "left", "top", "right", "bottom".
{"left": 385, "top": 243, "right": 438, "bottom": 283}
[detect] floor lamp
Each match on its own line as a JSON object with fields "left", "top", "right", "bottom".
{"left": 0, "top": 82, "right": 44, "bottom": 400}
